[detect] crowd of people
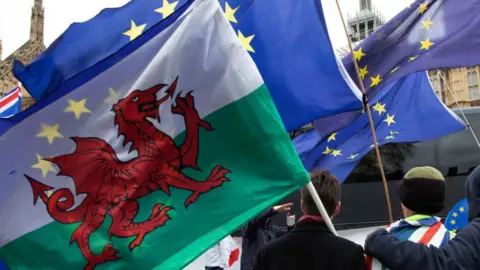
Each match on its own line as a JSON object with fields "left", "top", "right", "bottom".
{"left": 206, "top": 165, "right": 480, "bottom": 270}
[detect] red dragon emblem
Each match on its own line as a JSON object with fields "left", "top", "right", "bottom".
{"left": 25, "top": 77, "right": 230, "bottom": 269}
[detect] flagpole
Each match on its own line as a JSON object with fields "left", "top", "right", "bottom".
{"left": 334, "top": 0, "right": 394, "bottom": 224}
{"left": 306, "top": 181, "right": 338, "bottom": 235}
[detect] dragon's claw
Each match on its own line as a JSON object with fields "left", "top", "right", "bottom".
{"left": 171, "top": 92, "right": 213, "bottom": 132}
{"left": 84, "top": 244, "right": 120, "bottom": 270}
{"left": 183, "top": 166, "right": 230, "bottom": 208}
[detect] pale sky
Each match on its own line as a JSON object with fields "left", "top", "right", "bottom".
{"left": 0, "top": 0, "right": 412, "bottom": 59}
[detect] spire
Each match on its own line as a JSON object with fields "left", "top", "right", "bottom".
{"left": 30, "top": 0, "right": 45, "bottom": 43}
{"left": 359, "top": 0, "right": 372, "bottom": 11}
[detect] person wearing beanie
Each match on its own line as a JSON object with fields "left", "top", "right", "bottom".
{"left": 365, "top": 166, "right": 455, "bottom": 270}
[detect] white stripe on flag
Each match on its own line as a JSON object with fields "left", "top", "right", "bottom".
{"left": 407, "top": 226, "right": 429, "bottom": 242}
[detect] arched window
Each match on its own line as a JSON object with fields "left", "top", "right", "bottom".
{"left": 468, "top": 70, "right": 479, "bottom": 100}
{"left": 432, "top": 78, "right": 439, "bottom": 90}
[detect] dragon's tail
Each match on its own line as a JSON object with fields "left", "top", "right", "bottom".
{"left": 25, "top": 174, "right": 88, "bottom": 224}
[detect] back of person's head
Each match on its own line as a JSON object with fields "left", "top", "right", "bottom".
{"left": 466, "top": 165, "right": 480, "bottom": 220}
{"left": 301, "top": 170, "right": 341, "bottom": 218}
{"left": 397, "top": 166, "right": 446, "bottom": 217}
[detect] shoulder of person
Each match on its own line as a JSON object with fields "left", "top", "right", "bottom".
{"left": 333, "top": 235, "right": 364, "bottom": 253}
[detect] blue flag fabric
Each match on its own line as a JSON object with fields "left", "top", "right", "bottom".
{"left": 294, "top": 72, "right": 466, "bottom": 182}
{"left": 15, "top": 0, "right": 362, "bottom": 131}
{"left": 444, "top": 198, "right": 469, "bottom": 232}
{"left": 342, "top": 0, "right": 480, "bottom": 98}
{"left": 217, "top": 0, "right": 362, "bottom": 131}
{"left": 14, "top": 0, "right": 189, "bottom": 101}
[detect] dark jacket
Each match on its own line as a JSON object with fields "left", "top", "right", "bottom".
{"left": 240, "top": 208, "right": 290, "bottom": 270}
{"left": 253, "top": 220, "right": 367, "bottom": 270}
{"left": 364, "top": 165, "right": 480, "bottom": 270}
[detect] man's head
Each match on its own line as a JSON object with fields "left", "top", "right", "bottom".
{"left": 301, "top": 170, "right": 341, "bottom": 218}
{"left": 397, "top": 166, "right": 446, "bottom": 217}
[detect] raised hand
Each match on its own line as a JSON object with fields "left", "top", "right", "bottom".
{"left": 273, "top": 203, "right": 293, "bottom": 213}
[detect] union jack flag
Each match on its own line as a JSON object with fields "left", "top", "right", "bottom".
{"left": 0, "top": 87, "right": 22, "bottom": 118}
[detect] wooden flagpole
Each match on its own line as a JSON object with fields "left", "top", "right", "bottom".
{"left": 334, "top": 0, "right": 394, "bottom": 223}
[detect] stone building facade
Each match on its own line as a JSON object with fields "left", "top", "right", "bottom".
{"left": 0, "top": 0, "right": 46, "bottom": 109}
{"left": 428, "top": 67, "right": 480, "bottom": 108}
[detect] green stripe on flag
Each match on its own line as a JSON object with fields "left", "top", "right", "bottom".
{"left": 0, "top": 85, "right": 308, "bottom": 269}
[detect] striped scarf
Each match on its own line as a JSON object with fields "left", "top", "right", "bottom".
{"left": 366, "top": 214, "right": 455, "bottom": 270}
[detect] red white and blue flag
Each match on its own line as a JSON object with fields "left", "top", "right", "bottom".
{"left": 0, "top": 87, "right": 22, "bottom": 118}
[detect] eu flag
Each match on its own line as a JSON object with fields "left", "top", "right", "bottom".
{"left": 216, "top": 0, "right": 363, "bottom": 131}
{"left": 14, "top": 0, "right": 189, "bottom": 101}
{"left": 342, "top": 0, "right": 480, "bottom": 98}
{"left": 444, "top": 198, "right": 469, "bottom": 232}
{"left": 294, "top": 72, "right": 466, "bottom": 182}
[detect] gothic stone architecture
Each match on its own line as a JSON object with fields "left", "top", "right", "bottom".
{"left": 0, "top": 0, "right": 45, "bottom": 110}
{"left": 428, "top": 67, "right": 480, "bottom": 108}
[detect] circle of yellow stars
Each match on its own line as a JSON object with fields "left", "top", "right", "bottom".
{"left": 123, "top": 0, "right": 258, "bottom": 54}
{"left": 320, "top": 99, "right": 400, "bottom": 162}
{"left": 352, "top": 1, "right": 436, "bottom": 92}
{"left": 122, "top": 0, "right": 257, "bottom": 53}
{"left": 449, "top": 206, "right": 466, "bottom": 232}
{"left": 122, "top": 0, "right": 180, "bottom": 41}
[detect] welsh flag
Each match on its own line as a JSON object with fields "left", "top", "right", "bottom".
{"left": 0, "top": 0, "right": 308, "bottom": 269}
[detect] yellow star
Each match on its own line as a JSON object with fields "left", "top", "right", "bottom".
{"left": 224, "top": 2, "right": 239, "bottom": 24}
{"left": 451, "top": 220, "right": 456, "bottom": 225}
{"left": 123, "top": 20, "right": 147, "bottom": 41}
{"left": 353, "top": 47, "right": 366, "bottom": 62}
{"left": 331, "top": 149, "right": 342, "bottom": 157}
{"left": 409, "top": 55, "right": 419, "bottom": 62}
{"left": 370, "top": 75, "right": 382, "bottom": 87}
{"left": 36, "top": 124, "right": 64, "bottom": 144}
{"left": 452, "top": 229, "right": 457, "bottom": 233}
{"left": 459, "top": 207, "right": 465, "bottom": 212}
{"left": 372, "top": 102, "right": 386, "bottom": 115}
{"left": 32, "top": 154, "right": 56, "bottom": 178}
{"left": 328, "top": 132, "right": 337, "bottom": 142}
{"left": 238, "top": 30, "right": 255, "bottom": 53}
{"left": 323, "top": 146, "right": 332, "bottom": 155}
{"left": 419, "top": 2, "right": 429, "bottom": 14}
{"left": 390, "top": 131, "right": 400, "bottom": 135}
{"left": 420, "top": 38, "right": 435, "bottom": 50}
{"left": 421, "top": 19, "right": 434, "bottom": 30}
{"left": 385, "top": 135, "right": 395, "bottom": 140}
{"left": 65, "top": 99, "right": 91, "bottom": 120}
{"left": 384, "top": 114, "right": 396, "bottom": 127}
{"left": 359, "top": 66, "right": 369, "bottom": 80}
{"left": 155, "top": 0, "right": 179, "bottom": 18}
{"left": 390, "top": 66, "right": 400, "bottom": 74}
{"left": 348, "top": 154, "right": 359, "bottom": 160}
{"left": 104, "top": 88, "right": 120, "bottom": 103}
{"left": 453, "top": 212, "right": 458, "bottom": 218}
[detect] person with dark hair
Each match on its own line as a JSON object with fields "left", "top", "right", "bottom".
{"left": 240, "top": 202, "right": 295, "bottom": 270}
{"left": 364, "top": 165, "right": 480, "bottom": 270}
{"left": 253, "top": 170, "right": 366, "bottom": 270}
{"left": 366, "top": 166, "right": 455, "bottom": 270}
